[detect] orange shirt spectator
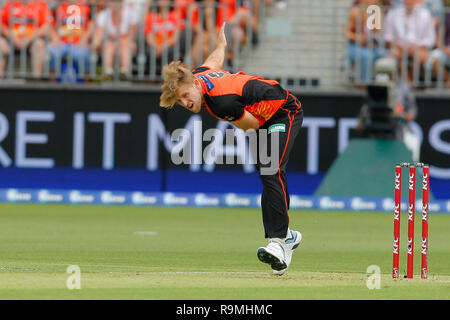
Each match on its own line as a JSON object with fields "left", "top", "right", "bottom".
{"left": 214, "top": 0, "right": 254, "bottom": 59}
{"left": 0, "top": 0, "right": 51, "bottom": 78}
{"left": 216, "top": 0, "right": 237, "bottom": 28}
{"left": 1, "top": 0, "right": 52, "bottom": 39}
{"left": 47, "top": 1, "right": 93, "bottom": 76}
{"left": 216, "top": 0, "right": 251, "bottom": 28}
{"left": 174, "top": 0, "right": 199, "bottom": 30}
{"left": 53, "top": 2, "right": 91, "bottom": 45}
{"left": 145, "top": 9, "right": 182, "bottom": 46}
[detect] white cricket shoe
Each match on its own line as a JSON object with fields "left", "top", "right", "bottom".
{"left": 257, "top": 229, "right": 302, "bottom": 276}
{"left": 273, "top": 230, "right": 302, "bottom": 275}
{"left": 257, "top": 239, "right": 287, "bottom": 272}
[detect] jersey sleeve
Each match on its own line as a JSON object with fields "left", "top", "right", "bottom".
{"left": 192, "top": 66, "right": 210, "bottom": 74}
{"left": 195, "top": 66, "right": 245, "bottom": 122}
{"left": 241, "top": 78, "right": 285, "bottom": 106}
{"left": 204, "top": 95, "right": 245, "bottom": 122}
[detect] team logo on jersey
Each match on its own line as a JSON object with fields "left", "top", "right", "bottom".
{"left": 198, "top": 75, "right": 214, "bottom": 91}
{"left": 268, "top": 124, "right": 285, "bottom": 134}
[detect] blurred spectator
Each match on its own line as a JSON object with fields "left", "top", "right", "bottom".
{"left": 392, "top": 0, "right": 443, "bottom": 30}
{"left": 218, "top": 0, "right": 259, "bottom": 48}
{"left": 144, "top": 0, "right": 184, "bottom": 73}
{"left": 344, "top": 0, "right": 387, "bottom": 85}
{"left": 174, "top": 0, "right": 199, "bottom": 27}
{"left": 251, "top": 0, "right": 262, "bottom": 46}
{"left": 0, "top": 35, "right": 9, "bottom": 78}
{"left": 421, "top": 0, "right": 444, "bottom": 27}
{"left": 201, "top": 0, "right": 219, "bottom": 62}
{"left": 124, "top": 0, "right": 148, "bottom": 23}
{"left": 444, "top": 3, "right": 450, "bottom": 86}
{"left": 419, "top": 0, "right": 444, "bottom": 50}
{"left": 384, "top": 0, "right": 436, "bottom": 83}
{"left": 427, "top": 2, "right": 450, "bottom": 86}
{"left": 48, "top": 0, "right": 93, "bottom": 77}
{"left": 93, "top": 0, "right": 139, "bottom": 80}
{"left": 173, "top": 0, "right": 201, "bottom": 68}
{"left": 391, "top": 0, "right": 443, "bottom": 46}
{"left": 202, "top": 0, "right": 259, "bottom": 68}
{"left": 123, "top": 0, "right": 145, "bottom": 57}
{"left": 0, "top": 0, "right": 52, "bottom": 78}
{"left": 236, "top": 0, "right": 261, "bottom": 46}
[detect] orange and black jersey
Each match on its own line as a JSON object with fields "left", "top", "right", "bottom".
{"left": 193, "top": 66, "right": 296, "bottom": 126}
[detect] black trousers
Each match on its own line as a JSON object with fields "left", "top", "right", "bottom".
{"left": 256, "top": 94, "right": 303, "bottom": 238}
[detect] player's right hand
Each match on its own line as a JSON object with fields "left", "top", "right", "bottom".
{"left": 217, "top": 22, "right": 227, "bottom": 48}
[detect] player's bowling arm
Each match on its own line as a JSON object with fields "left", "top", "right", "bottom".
{"left": 232, "top": 111, "right": 260, "bottom": 131}
{"left": 202, "top": 23, "right": 227, "bottom": 69}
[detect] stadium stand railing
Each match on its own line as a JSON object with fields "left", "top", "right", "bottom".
{"left": 342, "top": 1, "right": 450, "bottom": 91}
{"left": 0, "top": 0, "right": 449, "bottom": 92}
{"left": 0, "top": 0, "right": 265, "bottom": 83}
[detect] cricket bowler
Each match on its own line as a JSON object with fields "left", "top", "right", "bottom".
{"left": 159, "top": 23, "right": 304, "bottom": 275}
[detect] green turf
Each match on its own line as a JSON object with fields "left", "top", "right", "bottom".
{"left": 0, "top": 203, "right": 449, "bottom": 299}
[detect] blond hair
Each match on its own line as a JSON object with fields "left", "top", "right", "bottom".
{"left": 160, "top": 61, "right": 195, "bottom": 108}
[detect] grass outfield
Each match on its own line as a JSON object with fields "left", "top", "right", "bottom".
{"left": 0, "top": 203, "right": 449, "bottom": 300}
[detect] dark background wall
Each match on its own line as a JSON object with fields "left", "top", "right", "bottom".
{"left": 0, "top": 85, "right": 449, "bottom": 198}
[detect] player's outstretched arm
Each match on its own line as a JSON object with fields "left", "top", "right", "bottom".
{"left": 202, "top": 23, "right": 227, "bottom": 69}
